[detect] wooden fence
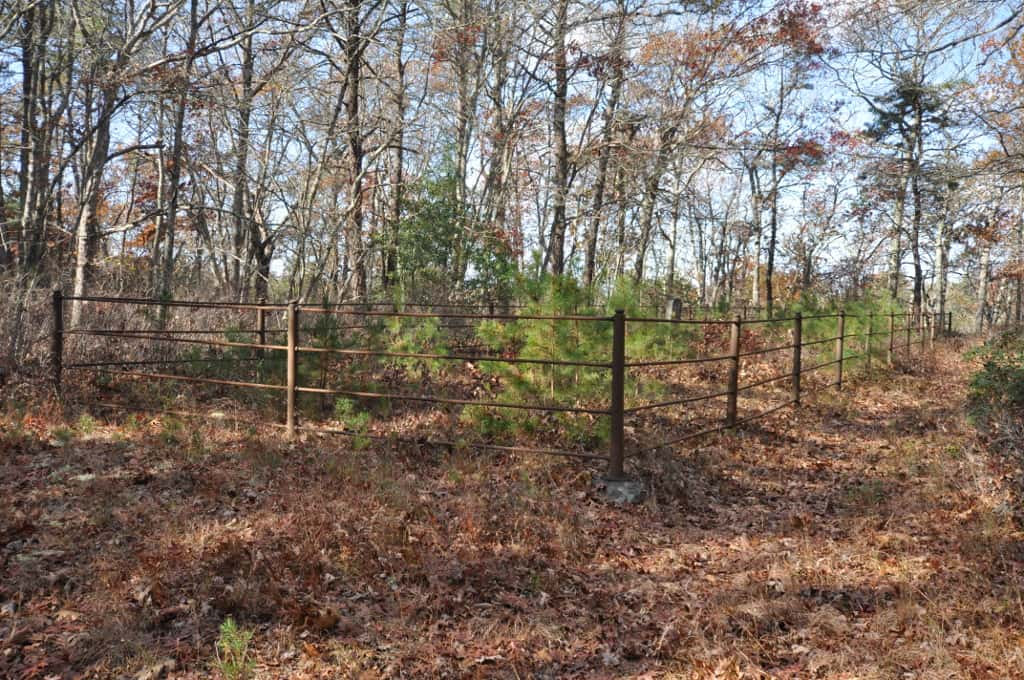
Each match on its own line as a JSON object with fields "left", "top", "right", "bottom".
{"left": 52, "top": 290, "right": 952, "bottom": 481}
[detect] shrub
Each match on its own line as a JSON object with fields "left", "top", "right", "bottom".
{"left": 471, "top": 277, "right": 611, "bottom": 441}
{"left": 75, "top": 413, "right": 97, "bottom": 435}
{"left": 787, "top": 290, "right": 906, "bottom": 367}
{"left": 187, "top": 429, "right": 207, "bottom": 461}
{"left": 379, "top": 314, "right": 448, "bottom": 380}
{"left": 334, "top": 397, "right": 372, "bottom": 449}
{"left": 468, "top": 275, "right": 677, "bottom": 445}
{"left": 159, "top": 417, "right": 184, "bottom": 445}
{"left": 460, "top": 404, "right": 520, "bottom": 439}
{"left": 967, "top": 328, "right": 1024, "bottom": 433}
{"left": 51, "top": 426, "right": 74, "bottom": 444}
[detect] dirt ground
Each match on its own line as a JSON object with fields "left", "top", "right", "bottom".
{"left": 3, "top": 343, "right": 1024, "bottom": 679}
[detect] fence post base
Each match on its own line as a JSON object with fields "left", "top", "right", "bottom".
{"left": 594, "top": 476, "right": 646, "bottom": 505}
{"left": 599, "top": 309, "right": 644, "bottom": 503}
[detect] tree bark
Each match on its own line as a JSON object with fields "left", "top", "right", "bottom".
{"left": 633, "top": 125, "right": 675, "bottom": 283}
{"left": 977, "top": 243, "right": 991, "bottom": 334}
{"left": 747, "top": 163, "right": 762, "bottom": 307}
{"left": 71, "top": 83, "right": 117, "bottom": 325}
{"left": 382, "top": 2, "right": 408, "bottom": 290}
{"left": 582, "top": 3, "right": 626, "bottom": 290}
{"left": 888, "top": 169, "right": 908, "bottom": 300}
{"left": 344, "top": 0, "right": 367, "bottom": 298}
{"left": 17, "top": 1, "right": 62, "bottom": 273}
{"left": 546, "top": 0, "right": 569, "bottom": 276}
{"left": 910, "top": 112, "right": 924, "bottom": 317}
{"left": 156, "top": 0, "right": 200, "bottom": 303}
{"left": 230, "top": 3, "right": 255, "bottom": 299}
{"left": 765, "top": 160, "right": 779, "bottom": 318}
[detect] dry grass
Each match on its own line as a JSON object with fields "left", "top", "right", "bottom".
{"left": 2, "top": 344, "right": 1023, "bottom": 678}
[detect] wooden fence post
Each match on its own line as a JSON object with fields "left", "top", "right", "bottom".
{"left": 726, "top": 314, "right": 741, "bottom": 426}
{"left": 887, "top": 312, "right": 895, "bottom": 367}
{"left": 52, "top": 287, "right": 63, "bottom": 398}
{"left": 286, "top": 300, "right": 298, "bottom": 438}
{"left": 836, "top": 310, "right": 845, "bottom": 391}
{"left": 792, "top": 312, "right": 802, "bottom": 406}
{"left": 607, "top": 309, "right": 626, "bottom": 480}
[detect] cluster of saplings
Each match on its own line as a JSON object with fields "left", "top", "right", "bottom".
{"left": 169, "top": 275, "right": 905, "bottom": 448}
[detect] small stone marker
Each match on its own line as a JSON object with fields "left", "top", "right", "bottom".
{"left": 594, "top": 476, "right": 646, "bottom": 505}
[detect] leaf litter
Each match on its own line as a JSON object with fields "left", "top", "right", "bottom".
{"left": 2, "top": 344, "right": 1023, "bottom": 678}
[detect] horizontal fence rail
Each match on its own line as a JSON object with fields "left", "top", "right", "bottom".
{"left": 53, "top": 290, "right": 953, "bottom": 481}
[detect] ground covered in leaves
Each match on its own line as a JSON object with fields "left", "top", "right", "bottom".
{"left": 3, "top": 342, "right": 1024, "bottom": 679}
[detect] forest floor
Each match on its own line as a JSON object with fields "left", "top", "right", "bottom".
{"left": 4, "top": 341, "right": 1024, "bottom": 679}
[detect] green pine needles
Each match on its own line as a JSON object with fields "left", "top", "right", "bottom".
{"left": 212, "top": 617, "right": 255, "bottom": 680}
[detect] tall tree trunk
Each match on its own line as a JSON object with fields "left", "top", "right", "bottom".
{"left": 747, "top": 163, "right": 762, "bottom": 307}
{"left": 546, "top": 0, "right": 569, "bottom": 276}
{"left": 888, "top": 170, "right": 908, "bottom": 300}
{"left": 150, "top": 130, "right": 166, "bottom": 287}
{"left": 71, "top": 85, "right": 116, "bottom": 325}
{"left": 448, "top": 0, "right": 482, "bottom": 289}
{"left": 344, "top": 0, "right": 367, "bottom": 298}
{"left": 765, "top": 160, "right": 780, "bottom": 318}
{"left": 251, "top": 237, "right": 273, "bottom": 299}
{"left": 934, "top": 184, "right": 951, "bottom": 327}
{"left": 156, "top": 0, "right": 199, "bottom": 302}
{"left": 382, "top": 2, "right": 407, "bottom": 290}
{"left": 665, "top": 188, "right": 682, "bottom": 291}
{"left": 1017, "top": 184, "right": 1023, "bottom": 322}
{"left": 690, "top": 204, "right": 707, "bottom": 305}
{"left": 910, "top": 174, "right": 923, "bottom": 316}
{"left": 612, "top": 124, "right": 637, "bottom": 281}
{"left": 633, "top": 125, "right": 675, "bottom": 283}
{"left": 231, "top": 5, "right": 255, "bottom": 299}
{"left": 18, "top": 1, "right": 61, "bottom": 273}
{"left": 633, "top": 183, "right": 656, "bottom": 284}
{"left": 582, "top": 3, "right": 626, "bottom": 290}
{"left": 910, "top": 100, "right": 925, "bottom": 317}
{"left": 977, "top": 243, "right": 991, "bottom": 334}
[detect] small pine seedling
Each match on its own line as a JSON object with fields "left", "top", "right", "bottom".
{"left": 76, "top": 413, "right": 97, "bottom": 435}
{"left": 213, "top": 616, "right": 255, "bottom": 680}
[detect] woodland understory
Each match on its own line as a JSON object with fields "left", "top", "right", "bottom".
{"left": 4, "top": 341, "right": 1024, "bottom": 679}
{"left": 6, "top": 0, "right": 1024, "bottom": 677}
